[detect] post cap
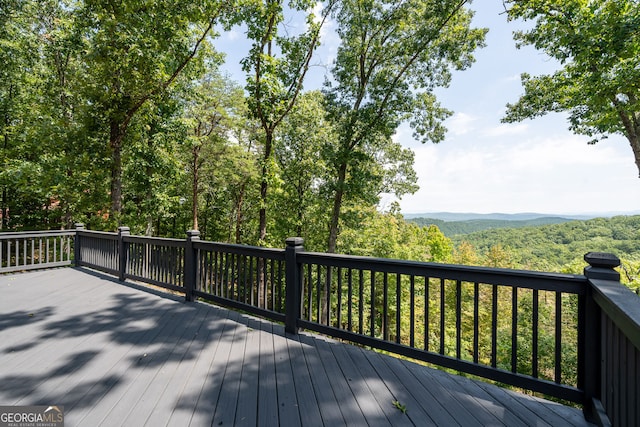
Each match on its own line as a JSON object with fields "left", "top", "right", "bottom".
{"left": 186, "top": 230, "right": 200, "bottom": 238}
{"left": 584, "top": 252, "right": 621, "bottom": 269}
{"left": 286, "top": 237, "right": 304, "bottom": 247}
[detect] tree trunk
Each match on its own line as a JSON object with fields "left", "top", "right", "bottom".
{"left": 626, "top": 125, "right": 640, "bottom": 178}
{"left": 258, "top": 130, "right": 273, "bottom": 244}
{"left": 630, "top": 133, "right": 640, "bottom": 179}
{"left": 613, "top": 100, "right": 640, "bottom": 178}
{"left": 327, "top": 162, "right": 348, "bottom": 253}
{"left": 2, "top": 89, "right": 10, "bottom": 230}
{"left": 109, "top": 120, "right": 124, "bottom": 220}
{"left": 235, "top": 182, "right": 246, "bottom": 244}
{"left": 1, "top": 131, "right": 7, "bottom": 230}
{"left": 192, "top": 145, "right": 200, "bottom": 230}
{"left": 1, "top": 187, "right": 6, "bottom": 230}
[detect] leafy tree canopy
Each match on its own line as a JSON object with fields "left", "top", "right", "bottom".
{"left": 503, "top": 0, "right": 640, "bottom": 175}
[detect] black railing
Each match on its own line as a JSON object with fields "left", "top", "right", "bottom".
{"left": 294, "top": 249, "right": 586, "bottom": 403}
{"left": 1, "top": 225, "right": 638, "bottom": 425}
{"left": 0, "top": 230, "right": 74, "bottom": 273}
{"left": 193, "top": 239, "right": 287, "bottom": 322}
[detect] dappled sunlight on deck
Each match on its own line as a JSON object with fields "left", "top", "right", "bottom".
{"left": 0, "top": 268, "right": 591, "bottom": 426}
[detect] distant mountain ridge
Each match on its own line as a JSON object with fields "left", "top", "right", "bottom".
{"left": 404, "top": 211, "right": 640, "bottom": 237}
{"left": 407, "top": 216, "right": 577, "bottom": 236}
{"left": 402, "top": 211, "right": 639, "bottom": 222}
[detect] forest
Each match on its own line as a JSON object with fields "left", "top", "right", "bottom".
{"left": 1, "top": 0, "right": 639, "bottom": 283}
{"left": 0, "top": 0, "right": 487, "bottom": 253}
{"left": 441, "top": 215, "right": 640, "bottom": 292}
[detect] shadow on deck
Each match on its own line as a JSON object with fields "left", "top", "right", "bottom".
{"left": 0, "top": 268, "right": 591, "bottom": 426}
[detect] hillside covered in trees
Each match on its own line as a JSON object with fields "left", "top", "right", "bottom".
{"left": 434, "top": 215, "right": 640, "bottom": 292}
{"left": 408, "top": 216, "right": 577, "bottom": 236}
{"left": 0, "top": 0, "right": 486, "bottom": 255}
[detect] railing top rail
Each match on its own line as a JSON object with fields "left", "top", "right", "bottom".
{"left": 0, "top": 230, "right": 75, "bottom": 239}
{"left": 123, "top": 235, "right": 186, "bottom": 248}
{"left": 77, "top": 229, "right": 119, "bottom": 240}
{"left": 298, "top": 251, "right": 587, "bottom": 294}
{"left": 194, "top": 240, "right": 285, "bottom": 260}
{"left": 590, "top": 277, "right": 640, "bottom": 350}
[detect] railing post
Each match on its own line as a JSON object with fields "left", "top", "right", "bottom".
{"left": 285, "top": 237, "right": 304, "bottom": 335}
{"left": 184, "top": 230, "right": 200, "bottom": 302}
{"left": 118, "top": 226, "right": 130, "bottom": 281}
{"left": 583, "top": 252, "right": 620, "bottom": 425}
{"left": 74, "top": 223, "right": 85, "bottom": 267}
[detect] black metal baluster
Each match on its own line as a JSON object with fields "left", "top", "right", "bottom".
{"left": 456, "top": 280, "right": 462, "bottom": 360}
{"left": 396, "top": 274, "right": 401, "bottom": 344}
{"left": 383, "top": 272, "right": 389, "bottom": 341}
{"left": 440, "top": 278, "right": 445, "bottom": 355}
{"left": 512, "top": 286, "right": 518, "bottom": 373}
{"left": 473, "top": 282, "right": 479, "bottom": 364}
{"left": 533, "top": 289, "right": 539, "bottom": 378}
{"left": 555, "top": 291, "right": 562, "bottom": 383}
{"left": 491, "top": 284, "right": 498, "bottom": 368}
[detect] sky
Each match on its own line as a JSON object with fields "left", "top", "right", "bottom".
{"left": 218, "top": 2, "right": 640, "bottom": 216}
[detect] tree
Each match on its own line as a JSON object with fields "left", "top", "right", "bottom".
{"left": 324, "top": 0, "right": 486, "bottom": 253}
{"left": 0, "top": 0, "right": 103, "bottom": 230}
{"left": 75, "top": 0, "right": 228, "bottom": 221}
{"left": 240, "top": 0, "right": 337, "bottom": 245}
{"left": 503, "top": 0, "right": 640, "bottom": 176}
{"left": 182, "top": 72, "right": 245, "bottom": 232}
{"left": 0, "top": 0, "right": 33, "bottom": 229}
{"left": 272, "top": 90, "right": 334, "bottom": 249}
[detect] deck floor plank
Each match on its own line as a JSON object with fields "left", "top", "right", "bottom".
{"left": 179, "top": 309, "right": 242, "bottom": 427}
{"left": 143, "top": 306, "right": 233, "bottom": 427}
{"left": 233, "top": 317, "right": 262, "bottom": 426}
{"left": 94, "top": 301, "right": 212, "bottom": 426}
{"left": 285, "top": 332, "right": 324, "bottom": 426}
{"left": 0, "top": 271, "right": 117, "bottom": 362}
{"left": 0, "top": 268, "right": 593, "bottom": 427}
{"left": 312, "top": 336, "right": 371, "bottom": 426}
{"left": 255, "top": 319, "right": 280, "bottom": 427}
{"left": 211, "top": 311, "right": 250, "bottom": 427}
{"left": 72, "top": 300, "right": 191, "bottom": 425}
{"left": 297, "top": 334, "right": 347, "bottom": 427}
{"left": 273, "top": 324, "right": 303, "bottom": 427}
{"left": 358, "top": 346, "right": 438, "bottom": 427}
{"left": 121, "top": 304, "right": 221, "bottom": 426}
{"left": 342, "top": 343, "right": 414, "bottom": 427}
{"left": 422, "top": 365, "right": 511, "bottom": 427}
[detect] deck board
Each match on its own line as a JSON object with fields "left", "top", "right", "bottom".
{"left": 0, "top": 268, "right": 593, "bottom": 426}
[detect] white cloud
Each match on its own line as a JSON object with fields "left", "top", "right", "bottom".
{"left": 482, "top": 122, "right": 529, "bottom": 137}
{"left": 446, "top": 112, "right": 478, "bottom": 136}
{"left": 400, "top": 133, "right": 640, "bottom": 214}
{"left": 225, "top": 29, "right": 241, "bottom": 41}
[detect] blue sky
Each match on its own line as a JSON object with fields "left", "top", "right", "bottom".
{"left": 219, "top": 2, "right": 640, "bottom": 216}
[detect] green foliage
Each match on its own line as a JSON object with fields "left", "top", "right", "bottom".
{"left": 323, "top": 0, "right": 487, "bottom": 252}
{"left": 392, "top": 400, "right": 407, "bottom": 414}
{"left": 240, "top": 0, "right": 336, "bottom": 244}
{"left": 441, "top": 215, "right": 640, "bottom": 290}
{"left": 503, "top": 0, "right": 640, "bottom": 175}
{"left": 338, "top": 206, "right": 453, "bottom": 262}
{"left": 409, "top": 216, "right": 576, "bottom": 236}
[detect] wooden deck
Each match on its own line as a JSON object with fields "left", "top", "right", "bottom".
{"left": 0, "top": 268, "right": 592, "bottom": 426}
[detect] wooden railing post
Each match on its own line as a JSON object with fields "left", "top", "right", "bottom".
{"left": 285, "top": 237, "right": 304, "bottom": 334}
{"left": 74, "top": 223, "right": 85, "bottom": 267}
{"left": 118, "top": 226, "right": 130, "bottom": 281}
{"left": 184, "top": 230, "right": 200, "bottom": 302}
{"left": 583, "top": 252, "right": 620, "bottom": 425}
